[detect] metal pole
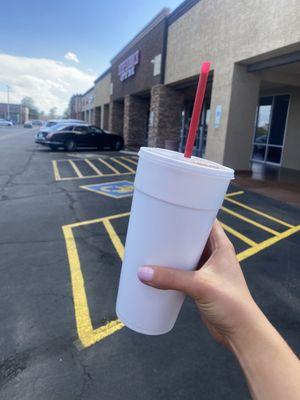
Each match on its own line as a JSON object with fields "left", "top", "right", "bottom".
{"left": 6, "top": 85, "right": 10, "bottom": 120}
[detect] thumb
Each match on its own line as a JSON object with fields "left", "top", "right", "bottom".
{"left": 137, "top": 265, "right": 200, "bottom": 298}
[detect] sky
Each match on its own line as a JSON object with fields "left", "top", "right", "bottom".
{"left": 0, "top": 0, "right": 183, "bottom": 114}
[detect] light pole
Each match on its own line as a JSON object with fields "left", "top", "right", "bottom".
{"left": 6, "top": 85, "right": 10, "bottom": 120}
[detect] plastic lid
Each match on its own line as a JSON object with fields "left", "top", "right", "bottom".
{"left": 139, "top": 147, "right": 234, "bottom": 179}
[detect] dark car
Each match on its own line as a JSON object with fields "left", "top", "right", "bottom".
{"left": 35, "top": 123, "right": 124, "bottom": 151}
{"left": 24, "top": 121, "right": 33, "bottom": 128}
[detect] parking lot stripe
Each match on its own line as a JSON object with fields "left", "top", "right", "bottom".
{"left": 67, "top": 212, "right": 130, "bottom": 229}
{"left": 62, "top": 226, "right": 94, "bottom": 348}
{"left": 120, "top": 156, "right": 138, "bottom": 166}
{"left": 220, "top": 222, "right": 257, "bottom": 247}
{"left": 90, "top": 319, "right": 124, "bottom": 345}
{"left": 52, "top": 160, "right": 61, "bottom": 181}
{"left": 225, "top": 197, "right": 294, "bottom": 228}
{"left": 84, "top": 159, "right": 103, "bottom": 176}
{"left": 221, "top": 206, "right": 281, "bottom": 236}
{"left": 103, "top": 219, "right": 125, "bottom": 260}
{"left": 237, "top": 225, "right": 300, "bottom": 262}
{"left": 68, "top": 160, "right": 83, "bottom": 178}
{"left": 97, "top": 158, "right": 120, "bottom": 174}
{"left": 225, "top": 190, "right": 244, "bottom": 198}
{"left": 110, "top": 157, "right": 135, "bottom": 173}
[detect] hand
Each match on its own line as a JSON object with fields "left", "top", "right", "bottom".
{"left": 137, "top": 220, "right": 261, "bottom": 348}
{"left": 138, "top": 220, "right": 300, "bottom": 399}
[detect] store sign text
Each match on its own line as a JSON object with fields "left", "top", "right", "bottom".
{"left": 118, "top": 50, "right": 140, "bottom": 82}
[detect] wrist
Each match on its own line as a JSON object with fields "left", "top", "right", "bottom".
{"left": 226, "top": 300, "right": 272, "bottom": 357}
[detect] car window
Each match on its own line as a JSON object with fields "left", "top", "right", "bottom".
{"left": 89, "top": 126, "right": 103, "bottom": 134}
{"left": 46, "top": 121, "right": 57, "bottom": 127}
{"left": 57, "top": 125, "right": 73, "bottom": 131}
{"left": 73, "top": 125, "right": 89, "bottom": 134}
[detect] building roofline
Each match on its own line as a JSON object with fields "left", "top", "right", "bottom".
{"left": 111, "top": 8, "right": 170, "bottom": 64}
{"left": 167, "top": 0, "right": 200, "bottom": 26}
{"left": 82, "top": 86, "right": 94, "bottom": 97}
{"left": 94, "top": 67, "right": 111, "bottom": 84}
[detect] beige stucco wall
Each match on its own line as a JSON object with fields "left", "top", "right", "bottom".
{"left": 94, "top": 73, "right": 111, "bottom": 108}
{"left": 282, "top": 88, "right": 300, "bottom": 170}
{"left": 165, "top": 0, "right": 300, "bottom": 85}
{"left": 82, "top": 89, "right": 94, "bottom": 112}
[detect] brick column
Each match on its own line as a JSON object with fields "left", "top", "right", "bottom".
{"left": 123, "top": 95, "right": 149, "bottom": 147}
{"left": 108, "top": 101, "right": 124, "bottom": 135}
{"left": 148, "top": 84, "right": 184, "bottom": 148}
{"left": 103, "top": 104, "right": 109, "bottom": 130}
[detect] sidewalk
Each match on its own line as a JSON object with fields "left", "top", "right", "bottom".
{"left": 235, "top": 163, "right": 300, "bottom": 208}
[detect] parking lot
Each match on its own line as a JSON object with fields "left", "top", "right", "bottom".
{"left": 0, "top": 126, "right": 299, "bottom": 399}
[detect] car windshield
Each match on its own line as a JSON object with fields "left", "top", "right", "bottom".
{"left": 45, "top": 121, "right": 58, "bottom": 128}
{"left": 54, "top": 124, "right": 73, "bottom": 131}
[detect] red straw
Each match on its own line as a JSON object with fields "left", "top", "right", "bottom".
{"left": 184, "top": 61, "right": 211, "bottom": 158}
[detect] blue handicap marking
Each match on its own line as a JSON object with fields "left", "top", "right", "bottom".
{"left": 81, "top": 180, "right": 134, "bottom": 199}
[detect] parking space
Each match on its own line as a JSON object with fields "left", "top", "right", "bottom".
{"left": 52, "top": 155, "right": 138, "bottom": 181}
{"left": 62, "top": 189, "right": 299, "bottom": 349}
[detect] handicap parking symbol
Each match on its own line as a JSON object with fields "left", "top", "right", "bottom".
{"left": 81, "top": 180, "right": 134, "bottom": 199}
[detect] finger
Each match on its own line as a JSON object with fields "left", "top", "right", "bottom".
{"left": 137, "top": 265, "right": 202, "bottom": 298}
{"left": 209, "top": 219, "right": 232, "bottom": 250}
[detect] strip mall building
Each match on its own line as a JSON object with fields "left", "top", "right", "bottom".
{"left": 72, "top": 0, "right": 300, "bottom": 172}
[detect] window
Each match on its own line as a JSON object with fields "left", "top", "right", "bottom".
{"left": 89, "top": 126, "right": 103, "bottom": 134}
{"left": 57, "top": 125, "right": 73, "bottom": 131}
{"left": 74, "top": 125, "right": 89, "bottom": 134}
{"left": 252, "top": 94, "right": 290, "bottom": 165}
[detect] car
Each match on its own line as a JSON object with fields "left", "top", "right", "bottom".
{"left": 24, "top": 121, "right": 33, "bottom": 128}
{"left": 35, "top": 123, "right": 124, "bottom": 151}
{"left": 31, "top": 120, "right": 43, "bottom": 126}
{"left": 0, "top": 119, "right": 13, "bottom": 127}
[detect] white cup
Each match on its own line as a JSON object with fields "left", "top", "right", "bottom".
{"left": 116, "top": 148, "right": 234, "bottom": 335}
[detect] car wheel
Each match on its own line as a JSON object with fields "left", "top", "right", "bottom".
{"left": 64, "top": 140, "right": 76, "bottom": 152}
{"left": 113, "top": 140, "right": 122, "bottom": 151}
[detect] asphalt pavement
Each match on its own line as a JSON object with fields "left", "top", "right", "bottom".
{"left": 0, "top": 126, "right": 299, "bottom": 400}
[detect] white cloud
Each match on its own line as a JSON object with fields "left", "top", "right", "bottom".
{"left": 64, "top": 51, "right": 80, "bottom": 63}
{"left": 0, "top": 53, "right": 96, "bottom": 113}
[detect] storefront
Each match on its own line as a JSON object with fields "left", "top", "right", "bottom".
{"left": 109, "top": 9, "right": 169, "bottom": 148}
{"left": 163, "top": 0, "right": 300, "bottom": 171}
{"left": 73, "top": 0, "right": 300, "bottom": 172}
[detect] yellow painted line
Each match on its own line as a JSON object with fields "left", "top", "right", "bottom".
{"left": 238, "top": 225, "right": 300, "bottom": 262}
{"left": 225, "top": 197, "right": 294, "bottom": 228}
{"left": 84, "top": 159, "right": 103, "bottom": 176}
{"left": 67, "top": 212, "right": 130, "bottom": 229}
{"left": 56, "top": 172, "right": 133, "bottom": 181}
{"left": 97, "top": 157, "right": 120, "bottom": 174}
{"left": 221, "top": 206, "right": 280, "bottom": 236}
{"left": 111, "top": 157, "right": 135, "bottom": 173}
{"left": 225, "top": 191, "right": 244, "bottom": 198}
{"left": 220, "top": 222, "right": 257, "bottom": 247}
{"left": 68, "top": 160, "right": 83, "bottom": 178}
{"left": 52, "top": 160, "right": 61, "bottom": 181}
{"left": 120, "top": 156, "right": 138, "bottom": 166}
{"left": 89, "top": 319, "right": 124, "bottom": 346}
{"left": 103, "top": 219, "right": 125, "bottom": 259}
{"left": 62, "top": 226, "right": 94, "bottom": 348}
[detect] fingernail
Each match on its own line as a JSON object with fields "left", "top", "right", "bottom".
{"left": 137, "top": 266, "right": 154, "bottom": 282}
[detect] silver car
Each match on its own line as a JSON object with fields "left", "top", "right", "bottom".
{"left": 0, "top": 119, "right": 13, "bottom": 127}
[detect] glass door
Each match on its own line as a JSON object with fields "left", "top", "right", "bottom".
{"left": 179, "top": 101, "right": 210, "bottom": 157}
{"left": 252, "top": 94, "right": 290, "bottom": 165}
